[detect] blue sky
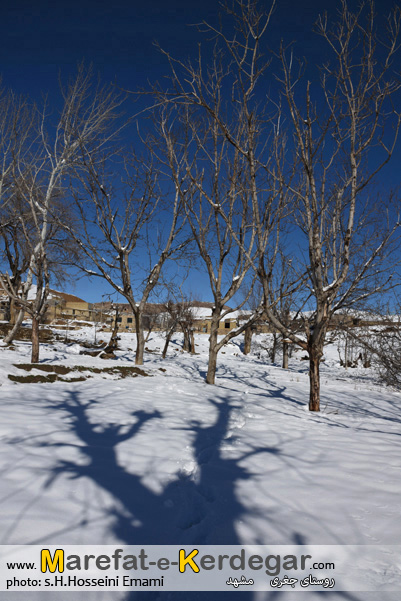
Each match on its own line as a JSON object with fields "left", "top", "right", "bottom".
{"left": 2, "top": 0, "right": 400, "bottom": 304}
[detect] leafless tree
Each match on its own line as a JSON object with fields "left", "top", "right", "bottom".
{"left": 256, "top": 0, "right": 401, "bottom": 410}
{"left": 267, "top": 249, "right": 301, "bottom": 369}
{"left": 164, "top": 0, "right": 401, "bottom": 408}
{"left": 1, "top": 186, "right": 83, "bottom": 342}
{"left": 0, "top": 92, "right": 37, "bottom": 334}
{"left": 335, "top": 306, "right": 400, "bottom": 382}
{"left": 154, "top": 0, "right": 289, "bottom": 383}
{"left": 178, "top": 302, "right": 196, "bottom": 354}
{"left": 67, "top": 107, "right": 189, "bottom": 365}
{"left": 1, "top": 176, "right": 54, "bottom": 359}
{"left": 162, "top": 112, "right": 268, "bottom": 382}
{"left": 365, "top": 318, "right": 401, "bottom": 387}
{"left": 161, "top": 300, "right": 179, "bottom": 359}
{"left": 0, "top": 89, "right": 34, "bottom": 210}
{"left": 104, "top": 304, "right": 122, "bottom": 354}
{"left": 241, "top": 249, "right": 300, "bottom": 365}
{"left": 0, "top": 194, "right": 32, "bottom": 325}
{"left": 143, "top": 306, "right": 162, "bottom": 342}
{"left": 0, "top": 67, "right": 123, "bottom": 361}
{"left": 170, "top": 0, "right": 401, "bottom": 408}
{"left": 161, "top": 298, "right": 197, "bottom": 358}
{"left": 238, "top": 286, "right": 259, "bottom": 355}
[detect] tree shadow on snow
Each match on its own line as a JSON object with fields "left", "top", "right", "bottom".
{"left": 203, "top": 361, "right": 401, "bottom": 440}
{"left": 10, "top": 387, "right": 373, "bottom": 601}
{"left": 33, "top": 390, "right": 291, "bottom": 601}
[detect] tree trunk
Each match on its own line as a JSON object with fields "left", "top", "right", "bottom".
{"left": 190, "top": 330, "right": 195, "bottom": 354}
{"left": 183, "top": 329, "right": 190, "bottom": 352}
{"left": 271, "top": 333, "right": 278, "bottom": 363}
{"left": 282, "top": 340, "right": 289, "bottom": 369}
{"left": 9, "top": 276, "right": 22, "bottom": 325}
{"left": 105, "top": 310, "right": 120, "bottom": 353}
{"left": 31, "top": 316, "right": 40, "bottom": 363}
{"left": 162, "top": 330, "right": 173, "bottom": 359}
{"left": 64, "top": 320, "right": 70, "bottom": 343}
{"left": 4, "top": 308, "right": 25, "bottom": 344}
{"left": 135, "top": 311, "right": 145, "bottom": 365}
{"left": 10, "top": 298, "right": 19, "bottom": 325}
{"left": 206, "top": 320, "right": 219, "bottom": 384}
{"left": 308, "top": 347, "right": 321, "bottom": 411}
{"left": 5, "top": 299, "right": 11, "bottom": 323}
{"left": 243, "top": 326, "right": 253, "bottom": 355}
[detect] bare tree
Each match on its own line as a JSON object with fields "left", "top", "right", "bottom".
{"left": 154, "top": 0, "right": 288, "bottom": 383}
{"left": 1, "top": 177, "right": 53, "bottom": 360}
{"left": 161, "top": 299, "right": 198, "bottom": 358}
{"left": 267, "top": 249, "right": 300, "bottom": 369}
{"left": 143, "top": 306, "right": 162, "bottom": 342}
{"left": 0, "top": 67, "right": 123, "bottom": 361}
{"left": 335, "top": 306, "right": 400, "bottom": 382}
{"left": 178, "top": 302, "right": 196, "bottom": 354}
{"left": 160, "top": 0, "right": 401, "bottom": 408}
{"left": 363, "top": 318, "right": 401, "bottom": 387}
{"left": 241, "top": 248, "right": 299, "bottom": 367}
{"left": 162, "top": 113, "right": 267, "bottom": 382}
{"left": 104, "top": 304, "right": 122, "bottom": 354}
{"left": 238, "top": 284, "right": 260, "bottom": 355}
{"left": 0, "top": 193, "right": 32, "bottom": 326}
{"left": 170, "top": 0, "right": 401, "bottom": 408}
{"left": 0, "top": 89, "right": 34, "bottom": 211}
{"left": 1, "top": 186, "right": 83, "bottom": 345}
{"left": 0, "top": 92, "right": 37, "bottom": 336}
{"left": 67, "top": 108, "right": 189, "bottom": 365}
{"left": 161, "top": 300, "right": 179, "bottom": 359}
{"left": 256, "top": 0, "right": 401, "bottom": 410}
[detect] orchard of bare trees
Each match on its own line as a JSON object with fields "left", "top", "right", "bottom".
{"left": 1, "top": 1, "right": 401, "bottom": 411}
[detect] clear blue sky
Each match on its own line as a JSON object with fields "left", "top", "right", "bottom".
{"left": 2, "top": 0, "right": 400, "bottom": 303}
{"left": 1, "top": 0, "right": 343, "bottom": 112}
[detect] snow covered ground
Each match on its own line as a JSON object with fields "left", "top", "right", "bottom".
{"left": 0, "top": 326, "right": 400, "bottom": 600}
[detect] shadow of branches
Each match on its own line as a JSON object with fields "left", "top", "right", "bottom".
{"left": 34, "top": 390, "right": 281, "bottom": 600}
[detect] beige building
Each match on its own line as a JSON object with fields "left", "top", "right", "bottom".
{"left": 191, "top": 303, "right": 241, "bottom": 334}
{"left": 91, "top": 301, "right": 242, "bottom": 334}
{"left": 45, "top": 290, "right": 94, "bottom": 323}
{"left": 0, "top": 281, "right": 94, "bottom": 324}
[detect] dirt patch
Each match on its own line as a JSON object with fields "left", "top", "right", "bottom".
{"left": 9, "top": 373, "right": 88, "bottom": 384}
{"left": 9, "top": 373, "right": 58, "bottom": 383}
{"left": 0, "top": 324, "right": 53, "bottom": 342}
{"left": 15, "top": 363, "right": 71, "bottom": 375}
{"left": 80, "top": 341, "right": 106, "bottom": 349}
{"left": 100, "top": 352, "right": 116, "bottom": 360}
{"left": 11, "top": 363, "right": 150, "bottom": 382}
{"left": 110, "top": 366, "right": 149, "bottom": 378}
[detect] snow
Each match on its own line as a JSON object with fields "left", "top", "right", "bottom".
{"left": 322, "top": 280, "right": 338, "bottom": 292}
{"left": 0, "top": 327, "right": 400, "bottom": 600}
{"left": 192, "top": 306, "right": 242, "bottom": 319}
{"left": 26, "top": 285, "right": 55, "bottom": 301}
{"left": 191, "top": 307, "right": 213, "bottom": 318}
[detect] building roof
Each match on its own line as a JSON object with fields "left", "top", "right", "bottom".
{"left": 91, "top": 300, "right": 236, "bottom": 319}
{"left": 48, "top": 289, "right": 87, "bottom": 304}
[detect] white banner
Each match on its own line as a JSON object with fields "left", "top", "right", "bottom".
{"left": 0, "top": 545, "right": 400, "bottom": 592}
